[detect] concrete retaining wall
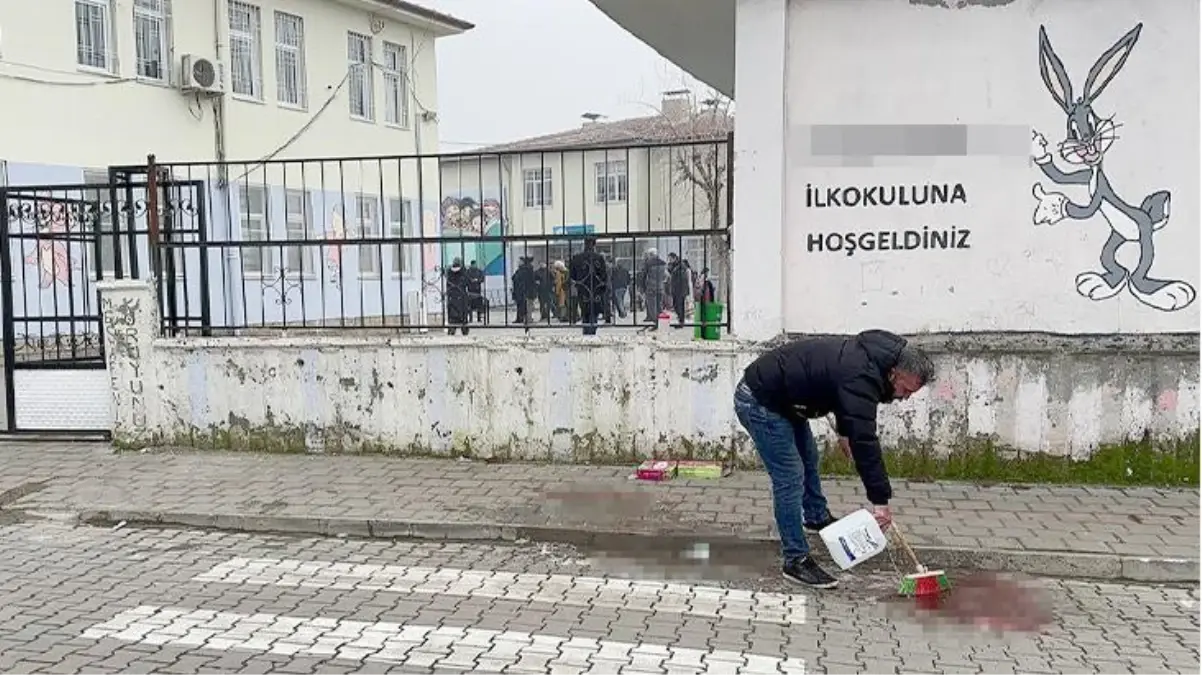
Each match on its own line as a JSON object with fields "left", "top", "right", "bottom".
{"left": 99, "top": 280, "right": 1199, "bottom": 462}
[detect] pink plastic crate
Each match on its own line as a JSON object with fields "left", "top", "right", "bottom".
{"left": 635, "top": 460, "right": 675, "bottom": 481}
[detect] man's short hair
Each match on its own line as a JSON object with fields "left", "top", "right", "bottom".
{"left": 896, "top": 345, "right": 935, "bottom": 385}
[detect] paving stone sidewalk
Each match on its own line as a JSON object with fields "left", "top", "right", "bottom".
{"left": 0, "top": 442, "right": 1196, "bottom": 581}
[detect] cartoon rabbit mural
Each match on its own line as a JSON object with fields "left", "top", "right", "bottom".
{"left": 1031, "top": 22, "right": 1196, "bottom": 312}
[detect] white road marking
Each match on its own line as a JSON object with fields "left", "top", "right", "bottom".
{"left": 193, "top": 557, "right": 807, "bottom": 625}
{"left": 82, "top": 606, "right": 807, "bottom": 674}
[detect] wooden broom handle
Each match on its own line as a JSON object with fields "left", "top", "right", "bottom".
{"left": 889, "top": 522, "right": 925, "bottom": 573}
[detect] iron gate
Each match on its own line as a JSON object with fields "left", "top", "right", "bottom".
{"left": 0, "top": 174, "right": 206, "bottom": 435}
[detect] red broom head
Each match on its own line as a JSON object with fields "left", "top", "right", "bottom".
{"left": 913, "top": 574, "right": 943, "bottom": 596}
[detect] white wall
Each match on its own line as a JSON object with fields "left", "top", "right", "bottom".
{"left": 439, "top": 149, "right": 649, "bottom": 236}
{"left": 439, "top": 145, "right": 725, "bottom": 236}
{"left": 99, "top": 280, "right": 1200, "bottom": 460}
{"left": 783, "top": 0, "right": 1199, "bottom": 334}
{"left": 0, "top": 0, "right": 451, "bottom": 170}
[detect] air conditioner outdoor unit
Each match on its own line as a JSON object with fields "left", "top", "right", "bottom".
{"left": 180, "top": 54, "right": 222, "bottom": 95}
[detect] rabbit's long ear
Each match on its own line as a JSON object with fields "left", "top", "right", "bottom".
{"left": 1038, "top": 26, "right": 1073, "bottom": 112}
{"left": 1083, "top": 23, "right": 1142, "bottom": 103}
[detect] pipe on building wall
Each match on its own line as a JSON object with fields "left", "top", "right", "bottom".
{"left": 211, "top": 0, "right": 237, "bottom": 324}
{"left": 211, "top": 0, "right": 229, "bottom": 180}
{"left": 408, "top": 29, "right": 433, "bottom": 329}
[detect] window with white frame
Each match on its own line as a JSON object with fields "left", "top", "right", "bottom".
{"left": 134, "top": 0, "right": 170, "bottom": 81}
{"left": 683, "top": 237, "right": 707, "bottom": 270}
{"left": 239, "top": 184, "right": 268, "bottom": 274}
{"left": 382, "top": 42, "right": 408, "bottom": 127}
{"left": 228, "top": 1, "right": 262, "bottom": 98}
{"left": 83, "top": 170, "right": 116, "bottom": 275}
{"left": 354, "top": 194, "right": 380, "bottom": 276}
{"left": 595, "top": 160, "right": 628, "bottom": 203}
{"left": 283, "top": 190, "right": 312, "bottom": 275}
{"left": 388, "top": 198, "right": 413, "bottom": 275}
{"left": 347, "top": 32, "right": 374, "bottom": 120}
{"left": 274, "top": 11, "right": 306, "bottom": 107}
{"left": 523, "top": 168, "right": 553, "bottom": 208}
{"left": 75, "top": 0, "right": 114, "bottom": 71}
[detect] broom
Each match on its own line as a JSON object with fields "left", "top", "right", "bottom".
{"left": 891, "top": 522, "right": 951, "bottom": 598}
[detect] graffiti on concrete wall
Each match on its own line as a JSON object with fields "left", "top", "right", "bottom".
{"left": 1031, "top": 22, "right": 1196, "bottom": 312}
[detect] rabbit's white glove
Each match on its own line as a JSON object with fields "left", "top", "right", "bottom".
{"left": 1032, "top": 183, "right": 1068, "bottom": 225}
{"left": 1031, "top": 130, "right": 1053, "bottom": 164}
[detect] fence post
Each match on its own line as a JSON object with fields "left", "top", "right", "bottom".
{"left": 146, "top": 154, "right": 162, "bottom": 280}
{"left": 725, "top": 130, "right": 734, "bottom": 228}
{"left": 0, "top": 190, "right": 15, "bottom": 433}
{"left": 146, "top": 154, "right": 174, "bottom": 334}
{"left": 96, "top": 279, "right": 159, "bottom": 448}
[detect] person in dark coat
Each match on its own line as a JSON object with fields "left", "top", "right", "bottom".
{"left": 511, "top": 256, "right": 536, "bottom": 324}
{"left": 735, "top": 330, "right": 935, "bottom": 589}
{"left": 609, "top": 259, "right": 631, "bottom": 320}
{"left": 695, "top": 266, "right": 716, "bottom": 304}
{"left": 444, "top": 258, "right": 471, "bottom": 335}
{"left": 637, "top": 248, "right": 667, "bottom": 324}
{"left": 466, "top": 260, "right": 486, "bottom": 323}
{"left": 666, "top": 253, "right": 691, "bottom": 326}
{"left": 568, "top": 237, "right": 608, "bottom": 336}
{"left": 533, "top": 261, "right": 552, "bottom": 321}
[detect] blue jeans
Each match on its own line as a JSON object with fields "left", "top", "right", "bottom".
{"left": 734, "top": 379, "right": 831, "bottom": 562}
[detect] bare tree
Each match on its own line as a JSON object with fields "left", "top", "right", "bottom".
{"left": 649, "top": 88, "right": 734, "bottom": 298}
{"left": 664, "top": 90, "right": 733, "bottom": 233}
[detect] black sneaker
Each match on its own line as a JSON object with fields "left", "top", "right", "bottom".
{"left": 804, "top": 515, "right": 838, "bottom": 532}
{"left": 783, "top": 556, "right": 839, "bottom": 589}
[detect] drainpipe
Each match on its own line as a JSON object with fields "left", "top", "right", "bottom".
{"left": 206, "top": 0, "right": 236, "bottom": 324}
{"left": 212, "top": 0, "right": 237, "bottom": 325}
{"left": 410, "top": 30, "right": 430, "bottom": 332}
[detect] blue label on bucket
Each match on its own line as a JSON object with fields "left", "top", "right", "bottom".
{"left": 838, "top": 536, "right": 856, "bottom": 561}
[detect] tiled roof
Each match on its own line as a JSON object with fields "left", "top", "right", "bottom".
{"left": 468, "top": 109, "right": 734, "bottom": 155}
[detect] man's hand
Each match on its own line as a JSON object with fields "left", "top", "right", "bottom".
{"left": 837, "top": 436, "right": 852, "bottom": 460}
{"left": 872, "top": 505, "right": 892, "bottom": 530}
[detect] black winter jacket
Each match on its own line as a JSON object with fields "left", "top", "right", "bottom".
{"left": 569, "top": 249, "right": 608, "bottom": 301}
{"left": 742, "top": 330, "right": 906, "bottom": 505}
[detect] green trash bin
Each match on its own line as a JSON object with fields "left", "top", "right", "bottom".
{"left": 694, "top": 302, "right": 724, "bottom": 341}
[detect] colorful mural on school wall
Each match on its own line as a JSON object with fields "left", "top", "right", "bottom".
{"left": 1, "top": 166, "right": 438, "bottom": 333}
{"left": 1, "top": 161, "right": 527, "bottom": 330}
{"left": 438, "top": 194, "right": 505, "bottom": 276}
{"left": 19, "top": 201, "right": 76, "bottom": 289}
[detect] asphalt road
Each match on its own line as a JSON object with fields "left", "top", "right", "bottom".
{"left": 0, "top": 515, "right": 1196, "bottom": 674}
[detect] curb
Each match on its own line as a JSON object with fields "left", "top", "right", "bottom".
{"left": 73, "top": 509, "right": 1199, "bottom": 584}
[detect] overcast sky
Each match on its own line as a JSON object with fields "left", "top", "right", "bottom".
{"left": 419, "top": 0, "right": 705, "bottom": 150}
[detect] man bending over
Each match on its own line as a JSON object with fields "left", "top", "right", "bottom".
{"left": 734, "top": 330, "right": 935, "bottom": 588}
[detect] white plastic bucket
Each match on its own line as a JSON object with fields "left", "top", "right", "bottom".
{"left": 818, "top": 508, "right": 888, "bottom": 570}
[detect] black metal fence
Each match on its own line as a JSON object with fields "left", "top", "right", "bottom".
{"left": 111, "top": 138, "right": 732, "bottom": 336}
{"left": 0, "top": 171, "right": 187, "bottom": 366}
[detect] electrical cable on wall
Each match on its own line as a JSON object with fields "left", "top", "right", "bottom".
{"left": 232, "top": 26, "right": 439, "bottom": 182}
{"left": 231, "top": 66, "right": 352, "bottom": 183}
{"left": 0, "top": 70, "right": 137, "bottom": 87}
